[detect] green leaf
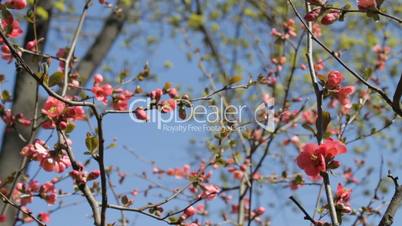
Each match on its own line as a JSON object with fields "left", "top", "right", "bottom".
{"left": 121, "top": 0, "right": 132, "bottom": 7}
{"left": 106, "top": 141, "right": 117, "bottom": 150}
{"left": 163, "top": 60, "right": 173, "bottom": 69}
{"left": 25, "top": 9, "right": 35, "bottom": 23}
{"left": 188, "top": 13, "right": 204, "bottom": 29}
{"left": 36, "top": 6, "right": 49, "bottom": 20}
{"left": 35, "top": 72, "right": 49, "bottom": 85}
{"left": 321, "top": 111, "right": 331, "bottom": 133}
{"left": 65, "top": 122, "right": 76, "bottom": 134}
{"left": 244, "top": 8, "right": 257, "bottom": 17}
{"left": 168, "top": 217, "right": 179, "bottom": 224}
{"left": 228, "top": 75, "right": 242, "bottom": 85}
{"left": 294, "top": 174, "right": 304, "bottom": 185}
{"left": 1, "top": 90, "right": 10, "bottom": 102}
{"left": 118, "top": 71, "right": 129, "bottom": 83}
{"left": 85, "top": 133, "right": 99, "bottom": 155}
{"left": 53, "top": 1, "right": 65, "bottom": 12}
{"left": 48, "top": 71, "right": 64, "bottom": 87}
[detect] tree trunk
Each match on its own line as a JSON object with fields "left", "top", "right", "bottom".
{"left": 0, "top": 1, "right": 134, "bottom": 225}
{"left": 0, "top": 2, "right": 53, "bottom": 225}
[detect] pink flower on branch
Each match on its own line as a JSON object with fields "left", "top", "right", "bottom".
{"left": 326, "top": 70, "right": 344, "bottom": 90}
{"left": 296, "top": 138, "right": 347, "bottom": 177}
{"left": 5, "top": 0, "right": 27, "bottom": 10}
{"left": 321, "top": 9, "right": 341, "bottom": 25}
{"left": 199, "top": 184, "right": 220, "bottom": 201}
{"left": 42, "top": 97, "right": 65, "bottom": 119}
{"left": 335, "top": 183, "right": 352, "bottom": 213}
{"left": 357, "top": 0, "right": 377, "bottom": 10}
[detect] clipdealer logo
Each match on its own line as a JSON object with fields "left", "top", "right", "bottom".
{"left": 128, "top": 97, "right": 275, "bottom": 133}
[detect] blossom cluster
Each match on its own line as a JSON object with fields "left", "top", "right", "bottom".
{"left": 20, "top": 139, "right": 72, "bottom": 173}
{"left": 134, "top": 86, "right": 179, "bottom": 121}
{"left": 41, "top": 97, "right": 85, "bottom": 129}
{"left": 0, "top": 0, "right": 26, "bottom": 62}
{"left": 324, "top": 70, "right": 355, "bottom": 114}
{"left": 0, "top": 178, "right": 55, "bottom": 223}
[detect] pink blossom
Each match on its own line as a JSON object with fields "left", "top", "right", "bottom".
{"left": 200, "top": 184, "right": 220, "bottom": 200}
{"left": 70, "top": 169, "right": 87, "bottom": 184}
{"left": 0, "top": 214, "right": 6, "bottom": 223}
{"left": 92, "top": 84, "right": 113, "bottom": 104}
{"left": 1, "top": 18, "right": 23, "bottom": 38}
{"left": 302, "top": 110, "right": 317, "bottom": 124}
{"left": 254, "top": 207, "right": 265, "bottom": 216}
{"left": 20, "top": 139, "right": 48, "bottom": 161}
{"left": 56, "top": 48, "right": 67, "bottom": 69}
{"left": 37, "top": 212, "right": 50, "bottom": 223}
{"left": 335, "top": 183, "right": 352, "bottom": 213}
{"left": 326, "top": 70, "right": 344, "bottom": 89}
{"left": 149, "top": 88, "right": 164, "bottom": 102}
{"left": 321, "top": 10, "right": 340, "bottom": 25}
{"left": 1, "top": 45, "right": 12, "bottom": 63}
{"left": 87, "top": 170, "right": 101, "bottom": 180}
{"left": 357, "top": 0, "right": 377, "bottom": 10}
{"left": 312, "top": 23, "right": 322, "bottom": 37}
{"left": 112, "top": 89, "right": 133, "bottom": 111}
{"left": 271, "top": 19, "right": 296, "bottom": 40}
{"left": 168, "top": 88, "right": 178, "bottom": 98}
{"left": 42, "top": 97, "right": 65, "bottom": 119}
{"left": 94, "top": 73, "right": 104, "bottom": 84}
{"left": 304, "top": 8, "right": 321, "bottom": 21}
{"left": 26, "top": 40, "right": 38, "bottom": 52}
{"left": 20, "top": 207, "right": 34, "bottom": 223}
{"left": 183, "top": 206, "right": 197, "bottom": 218}
{"left": 160, "top": 98, "right": 177, "bottom": 113}
{"left": 134, "top": 107, "right": 148, "bottom": 121}
{"left": 336, "top": 86, "right": 355, "bottom": 105}
{"left": 40, "top": 182, "right": 57, "bottom": 205}
{"left": 5, "top": 0, "right": 27, "bottom": 10}
{"left": 314, "top": 59, "right": 325, "bottom": 71}
{"left": 66, "top": 106, "right": 86, "bottom": 120}
{"left": 40, "top": 153, "right": 71, "bottom": 173}
{"left": 296, "top": 138, "right": 347, "bottom": 177}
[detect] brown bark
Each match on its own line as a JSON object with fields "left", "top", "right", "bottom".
{"left": 379, "top": 175, "right": 402, "bottom": 226}
{"left": 70, "top": 1, "right": 134, "bottom": 92}
{"left": 0, "top": 1, "right": 134, "bottom": 225}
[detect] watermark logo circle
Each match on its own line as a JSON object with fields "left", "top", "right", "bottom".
{"left": 254, "top": 100, "right": 275, "bottom": 132}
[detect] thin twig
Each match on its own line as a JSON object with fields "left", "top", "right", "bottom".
{"left": 289, "top": 196, "right": 317, "bottom": 224}
{"left": 322, "top": 172, "right": 339, "bottom": 226}
{"left": 325, "top": 7, "right": 402, "bottom": 24}
{"left": 0, "top": 192, "right": 46, "bottom": 226}
{"left": 62, "top": 0, "right": 93, "bottom": 96}
{"left": 59, "top": 130, "right": 101, "bottom": 226}
{"left": 288, "top": 0, "right": 402, "bottom": 117}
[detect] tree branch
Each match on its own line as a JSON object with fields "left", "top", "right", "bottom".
{"left": 62, "top": 0, "right": 93, "bottom": 96}
{"left": 70, "top": 0, "right": 135, "bottom": 94}
{"left": 378, "top": 172, "right": 402, "bottom": 226}
{"left": 59, "top": 130, "right": 101, "bottom": 226}
{"left": 289, "top": 196, "right": 317, "bottom": 224}
{"left": 392, "top": 73, "right": 402, "bottom": 115}
{"left": 0, "top": 192, "right": 46, "bottom": 226}
{"left": 288, "top": 0, "right": 402, "bottom": 117}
